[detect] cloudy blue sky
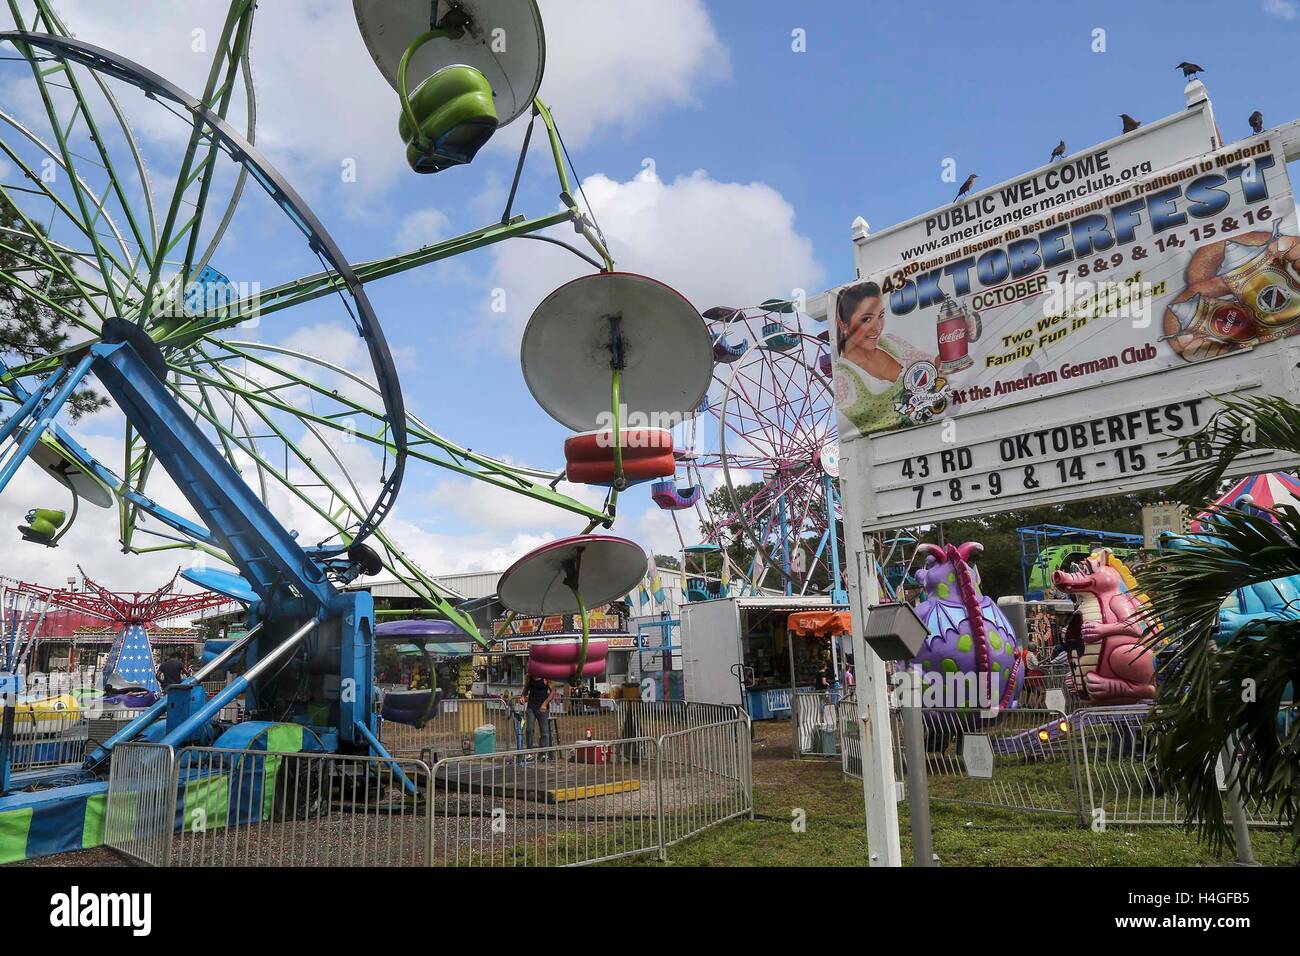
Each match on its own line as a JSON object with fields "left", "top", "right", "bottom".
{"left": 1, "top": 0, "right": 1297, "bottom": 592}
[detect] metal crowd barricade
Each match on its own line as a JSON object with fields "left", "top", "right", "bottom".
{"left": 1020, "top": 663, "right": 1081, "bottom": 713}
{"left": 838, "top": 695, "right": 1294, "bottom": 831}
{"left": 838, "top": 703, "right": 1083, "bottom": 818}
{"left": 657, "top": 716, "right": 753, "bottom": 851}
{"left": 837, "top": 700, "right": 862, "bottom": 779}
{"left": 200, "top": 679, "right": 242, "bottom": 723}
{"left": 900, "top": 707, "right": 1084, "bottom": 820}
{"left": 1074, "top": 704, "right": 1194, "bottom": 827}
{"left": 167, "top": 747, "right": 431, "bottom": 867}
{"left": 104, "top": 741, "right": 177, "bottom": 866}
{"left": 613, "top": 700, "right": 739, "bottom": 744}
{"left": 379, "top": 697, "right": 739, "bottom": 759}
{"left": 1076, "top": 705, "right": 1298, "bottom": 829}
{"left": 102, "top": 709, "right": 756, "bottom": 867}
{"left": 378, "top": 695, "right": 518, "bottom": 758}
{"left": 429, "top": 735, "right": 662, "bottom": 866}
{"left": 792, "top": 691, "right": 840, "bottom": 758}
{"left": 8, "top": 712, "right": 88, "bottom": 771}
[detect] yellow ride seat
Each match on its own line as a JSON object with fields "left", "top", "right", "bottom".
{"left": 398, "top": 65, "right": 498, "bottom": 174}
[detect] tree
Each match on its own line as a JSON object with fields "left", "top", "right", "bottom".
{"left": 1133, "top": 394, "right": 1300, "bottom": 856}
{"left": 0, "top": 193, "right": 107, "bottom": 420}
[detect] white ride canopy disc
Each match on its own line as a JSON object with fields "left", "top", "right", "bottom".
{"left": 498, "top": 534, "right": 647, "bottom": 616}
{"left": 521, "top": 272, "right": 713, "bottom": 432}
{"left": 29, "top": 439, "right": 113, "bottom": 508}
{"left": 353, "top": 0, "right": 545, "bottom": 127}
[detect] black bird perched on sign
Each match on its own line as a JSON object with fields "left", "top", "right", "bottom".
{"left": 1120, "top": 113, "right": 1141, "bottom": 133}
{"left": 1249, "top": 110, "right": 1264, "bottom": 134}
{"left": 954, "top": 173, "right": 978, "bottom": 202}
{"left": 1177, "top": 61, "right": 1204, "bottom": 78}
{"left": 1050, "top": 139, "right": 1066, "bottom": 161}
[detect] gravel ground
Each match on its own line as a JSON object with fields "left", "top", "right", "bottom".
{"left": 6, "top": 847, "right": 129, "bottom": 867}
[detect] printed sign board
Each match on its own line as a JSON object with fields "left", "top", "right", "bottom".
{"left": 961, "top": 733, "right": 994, "bottom": 779}
{"left": 847, "top": 106, "right": 1218, "bottom": 283}
{"left": 493, "top": 603, "right": 627, "bottom": 640}
{"left": 1142, "top": 501, "right": 1188, "bottom": 548}
{"left": 829, "top": 108, "right": 1300, "bottom": 528}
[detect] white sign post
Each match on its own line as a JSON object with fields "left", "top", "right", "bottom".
{"left": 842, "top": 528, "right": 902, "bottom": 865}
{"left": 827, "top": 88, "right": 1300, "bottom": 866}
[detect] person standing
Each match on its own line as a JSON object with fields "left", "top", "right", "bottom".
{"left": 157, "top": 652, "right": 188, "bottom": 688}
{"left": 817, "top": 660, "right": 841, "bottom": 703}
{"left": 524, "top": 672, "right": 555, "bottom": 751}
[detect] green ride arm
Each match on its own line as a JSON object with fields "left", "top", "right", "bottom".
{"left": 397, "top": 29, "right": 450, "bottom": 152}
{"left": 567, "top": 583, "right": 590, "bottom": 686}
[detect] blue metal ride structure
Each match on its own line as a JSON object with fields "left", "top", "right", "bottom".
{"left": 0, "top": 33, "right": 416, "bottom": 801}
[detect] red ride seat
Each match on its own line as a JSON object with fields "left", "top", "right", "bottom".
{"left": 564, "top": 427, "right": 676, "bottom": 486}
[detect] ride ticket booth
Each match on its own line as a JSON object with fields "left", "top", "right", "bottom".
{"left": 679, "top": 596, "right": 846, "bottom": 718}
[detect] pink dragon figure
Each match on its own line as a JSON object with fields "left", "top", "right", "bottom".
{"left": 1051, "top": 548, "right": 1157, "bottom": 705}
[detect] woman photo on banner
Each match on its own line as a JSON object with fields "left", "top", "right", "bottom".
{"left": 833, "top": 280, "right": 932, "bottom": 434}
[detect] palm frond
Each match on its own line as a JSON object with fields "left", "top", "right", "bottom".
{"left": 1133, "top": 397, "right": 1300, "bottom": 853}
{"left": 1171, "top": 394, "right": 1300, "bottom": 505}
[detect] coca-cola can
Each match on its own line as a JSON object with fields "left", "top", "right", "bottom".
{"left": 936, "top": 298, "right": 973, "bottom": 373}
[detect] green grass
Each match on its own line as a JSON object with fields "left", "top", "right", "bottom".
{"left": 609, "top": 723, "right": 1299, "bottom": 867}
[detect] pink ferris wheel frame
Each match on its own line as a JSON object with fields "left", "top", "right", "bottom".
{"left": 682, "top": 302, "right": 845, "bottom": 598}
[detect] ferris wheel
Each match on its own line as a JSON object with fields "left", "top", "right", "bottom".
{"left": 651, "top": 299, "right": 847, "bottom": 601}
{"left": 0, "top": 0, "right": 638, "bottom": 638}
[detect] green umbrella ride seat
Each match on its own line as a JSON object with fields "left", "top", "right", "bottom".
{"left": 398, "top": 65, "right": 498, "bottom": 174}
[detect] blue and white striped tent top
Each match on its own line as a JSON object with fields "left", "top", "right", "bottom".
{"left": 103, "top": 623, "right": 159, "bottom": 693}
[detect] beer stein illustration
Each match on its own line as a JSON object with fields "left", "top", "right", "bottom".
{"left": 936, "top": 295, "right": 982, "bottom": 374}
{"left": 1216, "top": 222, "right": 1300, "bottom": 332}
{"left": 1162, "top": 292, "right": 1258, "bottom": 345}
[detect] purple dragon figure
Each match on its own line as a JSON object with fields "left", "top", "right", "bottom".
{"left": 907, "top": 541, "right": 1023, "bottom": 709}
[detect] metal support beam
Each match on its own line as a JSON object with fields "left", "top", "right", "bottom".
{"left": 160, "top": 617, "right": 317, "bottom": 748}
{"left": 91, "top": 340, "right": 337, "bottom": 612}
{"left": 0, "top": 352, "right": 94, "bottom": 493}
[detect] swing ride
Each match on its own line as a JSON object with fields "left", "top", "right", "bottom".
{"left": 3, "top": 568, "right": 232, "bottom": 695}
{"left": 0, "top": 0, "right": 713, "bottom": 859}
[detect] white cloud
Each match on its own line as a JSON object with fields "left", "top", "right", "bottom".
{"left": 479, "top": 165, "right": 824, "bottom": 348}
{"left": 0, "top": 433, "right": 200, "bottom": 589}
{"left": 13, "top": 0, "right": 730, "bottom": 196}
{"left": 531, "top": 0, "right": 729, "bottom": 148}
{"left": 627, "top": 504, "right": 691, "bottom": 562}
{"left": 422, "top": 474, "right": 604, "bottom": 532}
{"left": 1264, "top": 0, "right": 1297, "bottom": 19}
{"left": 392, "top": 207, "right": 451, "bottom": 251}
